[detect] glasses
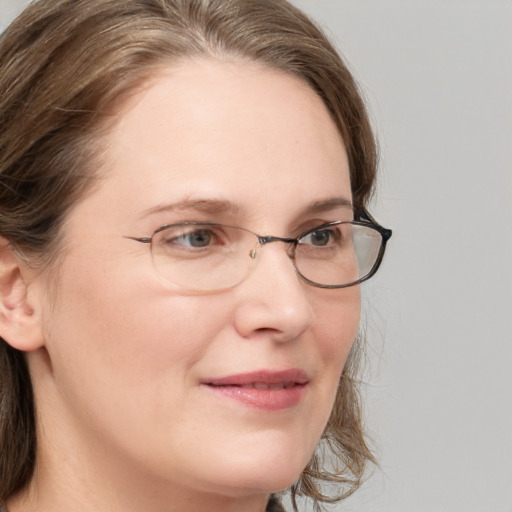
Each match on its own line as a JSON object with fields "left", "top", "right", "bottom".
{"left": 127, "top": 209, "right": 392, "bottom": 291}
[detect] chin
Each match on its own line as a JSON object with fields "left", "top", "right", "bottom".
{"left": 210, "top": 470, "right": 302, "bottom": 498}
{"left": 200, "top": 444, "right": 312, "bottom": 497}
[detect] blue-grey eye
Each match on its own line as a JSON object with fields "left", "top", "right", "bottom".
{"left": 180, "top": 229, "right": 213, "bottom": 248}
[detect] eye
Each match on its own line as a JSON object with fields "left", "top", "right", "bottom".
{"left": 299, "top": 225, "right": 342, "bottom": 247}
{"left": 156, "top": 224, "right": 227, "bottom": 254}
{"left": 175, "top": 228, "right": 214, "bottom": 248}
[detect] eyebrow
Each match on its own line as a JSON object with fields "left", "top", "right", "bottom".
{"left": 301, "top": 197, "right": 353, "bottom": 215}
{"left": 139, "top": 196, "right": 352, "bottom": 219}
{"left": 139, "top": 198, "right": 245, "bottom": 218}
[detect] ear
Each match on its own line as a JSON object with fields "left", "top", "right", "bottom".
{"left": 0, "top": 237, "right": 44, "bottom": 351}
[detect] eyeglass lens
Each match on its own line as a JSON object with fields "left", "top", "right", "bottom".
{"left": 149, "top": 222, "right": 386, "bottom": 291}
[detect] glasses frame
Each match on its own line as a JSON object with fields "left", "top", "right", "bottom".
{"left": 126, "top": 207, "right": 392, "bottom": 290}
{"left": 340, "top": 208, "right": 393, "bottom": 288}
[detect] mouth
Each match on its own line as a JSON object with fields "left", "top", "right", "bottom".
{"left": 222, "top": 381, "right": 298, "bottom": 390}
{"left": 201, "top": 369, "right": 309, "bottom": 411}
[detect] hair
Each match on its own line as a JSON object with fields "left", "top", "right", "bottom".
{"left": 0, "top": 0, "right": 377, "bottom": 509}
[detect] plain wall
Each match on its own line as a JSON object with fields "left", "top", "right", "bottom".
{"left": 1, "top": 1, "right": 511, "bottom": 511}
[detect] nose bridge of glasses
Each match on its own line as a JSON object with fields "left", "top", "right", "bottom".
{"left": 248, "top": 234, "right": 297, "bottom": 260}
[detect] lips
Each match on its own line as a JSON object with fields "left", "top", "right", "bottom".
{"left": 202, "top": 369, "right": 309, "bottom": 410}
{"left": 237, "top": 382, "right": 296, "bottom": 390}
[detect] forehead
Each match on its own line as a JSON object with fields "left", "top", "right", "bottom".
{"left": 86, "top": 59, "right": 350, "bottom": 228}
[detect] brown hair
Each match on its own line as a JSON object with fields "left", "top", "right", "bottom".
{"left": 0, "top": 0, "right": 377, "bottom": 508}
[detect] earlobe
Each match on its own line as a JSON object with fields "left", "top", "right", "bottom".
{"left": 0, "top": 237, "right": 44, "bottom": 352}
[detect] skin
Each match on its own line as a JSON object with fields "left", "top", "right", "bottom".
{"left": 6, "top": 59, "right": 360, "bottom": 512}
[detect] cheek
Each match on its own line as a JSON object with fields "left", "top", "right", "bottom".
{"left": 315, "top": 286, "right": 360, "bottom": 366}
{"left": 300, "top": 287, "right": 360, "bottom": 425}
{"left": 311, "top": 287, "right": 361, "bottom": 420}
{"left": 41, "top": 251, "right": 232, "bottom": 417}
{"left": 39, "top": 256, "right": 239, "bottom": 478}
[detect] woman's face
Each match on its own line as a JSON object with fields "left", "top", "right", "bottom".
{"left": 32, "top": 59, "right": 360, "bottom": 500}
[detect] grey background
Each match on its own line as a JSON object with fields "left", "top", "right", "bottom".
{"left": 1, "top": 1, "right": 511, "bottom": 511}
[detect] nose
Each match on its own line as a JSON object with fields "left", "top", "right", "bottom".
{"left": 233, "top": 242, "right": 315, "bottom": 343}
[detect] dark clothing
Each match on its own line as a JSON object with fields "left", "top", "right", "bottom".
{"left": 267, "top": 495, "right": 286, "bottom": 512}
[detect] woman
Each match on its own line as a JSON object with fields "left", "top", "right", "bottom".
{"left": 0, "top": 1, "right": 391, "bottom": 511}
